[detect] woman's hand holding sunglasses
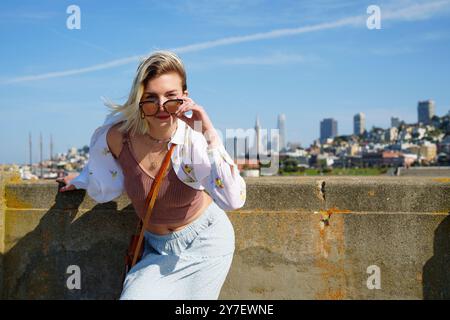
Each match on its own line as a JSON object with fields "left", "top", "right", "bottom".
{"left": 175, "top": 97, "right": 214, "bottom": 134}
{"left": 175, "top": 97, "right": 220, "bottom": 147}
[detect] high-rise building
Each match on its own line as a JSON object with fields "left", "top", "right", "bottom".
{"left": 50, "top": 133, "right": 54, "bottom": 161}
{"left": 255, "top": 115, "right": 261, "bottom": 158}
{"left": 320, "top": 118, "right": 337, "bottom": 143}
{"left": 234, "top": 136, "right": 238, "bottom": 162}
{"left": 353, "top": 112, "right": 365, "bottom": 135}
{"left": 418, "top": 100, "right": 435, "bottom": 125}
{"left": 277, "top": 114, "right": 286, "bottom": 152}
{"left": 28, "top": 132, "right": 32, "bottom": 167}
{"left": 391, "top": 117, "right": 400, "bottom": 128}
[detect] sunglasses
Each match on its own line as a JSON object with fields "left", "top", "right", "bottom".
{"left": 139, "top": 98, "right": 184, "bottom": 117}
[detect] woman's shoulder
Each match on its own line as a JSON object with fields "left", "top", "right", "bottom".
{"left": 106, "top": 121, "right": 127, "bottom": 159}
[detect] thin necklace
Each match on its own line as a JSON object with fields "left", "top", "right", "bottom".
{"left": 146, "top": 123, "right": 178, "bottom": 144}
{"left": 146, "top": 133, "right": 171, "bottom": 144}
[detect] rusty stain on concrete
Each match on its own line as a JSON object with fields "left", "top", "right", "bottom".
{"left": 431, "top": 211, "right": 450, "bottom": 215}
{"left": 314, "top": 210, "right": 347, "bottom": 300}
{"left": 315, "top": 288, "right": 346, "bottom": 300}
{"left": 2, "top": 173, "right": 22, "bottom": 185}
{"left": 4, "top": 191, "right": 33, "bottom": 209}
{"left": 317, "top": 207, "right": 352, "bottom": 227}
{"left": 318, "top": 225, "right": 330, "bottom": 258}
{"left": 432, "top": 178, "right": 450, "bottom": 183}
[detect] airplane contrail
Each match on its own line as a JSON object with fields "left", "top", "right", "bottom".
{"left": 2, "top": 0, "right": 449, "bottom": 84}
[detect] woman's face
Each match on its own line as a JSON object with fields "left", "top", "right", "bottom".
{"left": 141, "top": 71, "right": 187, "bottom": 132}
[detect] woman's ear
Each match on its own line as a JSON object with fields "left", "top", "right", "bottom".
{"left": 183, "top": 90, "right": 189, "bottom": 97}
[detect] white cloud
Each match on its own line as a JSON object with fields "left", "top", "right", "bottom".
{"left": 0, "top": 10, "right": 57, "bottom": 21}
{"left": 219, "top": 52, "right": 309, "bottom": 65}
{"left": 382, "top": 0, "right": 450, "bottom": 21}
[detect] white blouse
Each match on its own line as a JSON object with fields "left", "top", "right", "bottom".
{"left": 69, "top": 112, "right": 247, "bottom": 211}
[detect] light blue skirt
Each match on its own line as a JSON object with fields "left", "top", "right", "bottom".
{"left": 119, "top": 200, "right": 235, "bottom": 300}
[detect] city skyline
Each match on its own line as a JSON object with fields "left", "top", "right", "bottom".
{"left": 18, "top": 100, "right": 449, "bottom": 167}
{"left": 8, "top": 94, "right": 450, "bottom": 165}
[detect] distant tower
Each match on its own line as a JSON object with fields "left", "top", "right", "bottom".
{"left": 29, "top": 132, "right": 32, "bottom": 167}
{"left": 233, "top": 136, "right": 238, "bottom": 163}
{"left": 50, "top": 133, "right": 54, "bottom": 161}
{"left": 391, "top": 117, "right": 400, "bottom": 128}
{"left": 40, "top": 132, "right": 43, "bottom": 178}
{"left": 418, "top": 100, "right": 435, "bottom": 125}
{"left": 277, "top": 114, "right": 286, "bottom": 152}
{"left": 320, "top": 118, "right": 338, "bottom": 143}
{"left": 255, "top": 115, "right": 261, "bottom": 159}
{"left": 244, "top": 135, "right": 249, "bottom": 160}
{"left": 353, "top": 112, "right": 365, "bottom": 135}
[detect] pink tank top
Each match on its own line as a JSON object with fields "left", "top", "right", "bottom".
{"left": 114, "top": 131, "right": 204, "bottom": 225}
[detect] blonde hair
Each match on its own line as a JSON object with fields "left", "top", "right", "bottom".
{"left": 104, "top": 50, "right": 187, "bottom": 136}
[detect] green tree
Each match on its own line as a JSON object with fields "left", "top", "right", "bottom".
{"left": 283, "top": 158, "right": 299, "bottom": 172}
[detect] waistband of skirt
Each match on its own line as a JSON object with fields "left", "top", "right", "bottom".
{"left": 144, "top": 200, "right": 219, "bottom": 241}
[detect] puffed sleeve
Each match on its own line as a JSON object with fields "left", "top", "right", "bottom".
{"left": 67, "top": 123, "right": 124, "bottom": 203}
{"left": 190, "top": 130, "right": 246, "bottom": 211}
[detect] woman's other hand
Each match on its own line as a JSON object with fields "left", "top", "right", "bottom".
{"left": 56, "top": 173, "right": 79, "bottom": 192}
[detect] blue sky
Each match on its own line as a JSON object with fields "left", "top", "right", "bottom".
{"left": 1, "top": 0, "right": 450, "bottom": 165}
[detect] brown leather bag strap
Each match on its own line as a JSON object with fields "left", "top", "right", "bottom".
{"left": 131, "top": 143, "right": 176, "bottom": 267}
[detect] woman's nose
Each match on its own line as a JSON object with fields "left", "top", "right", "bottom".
{"left": 159, "top": 97, "right": 171, "bottom": 108}
{"left": 158, "top": 100, "right": 167, "bottom": 110}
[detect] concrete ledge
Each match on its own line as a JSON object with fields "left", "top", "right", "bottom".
{"left": 6, "top": 176, "right": 450, "bottom": 212}
{"left": 1, "top": 176, "right": 449, "bottom": 299}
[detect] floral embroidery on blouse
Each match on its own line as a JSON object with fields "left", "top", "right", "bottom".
{"left": 109, "top": 170, "right": 118, "bottom": 179}
{"left": 214, "top": 177, "right": 224, "bottom": 189}
{"left": 183, "top": 164, "right": 193, "bottom": 175}
{"left": 183, "top": 175, "right": 196, "bottom": 183}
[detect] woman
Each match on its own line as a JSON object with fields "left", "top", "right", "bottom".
{"left": 56, "top": 50, "right": 246, "bottom": 299}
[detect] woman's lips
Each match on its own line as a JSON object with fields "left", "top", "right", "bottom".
{"left": 156, "top": 113, "right": 170, "bottom": 120}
